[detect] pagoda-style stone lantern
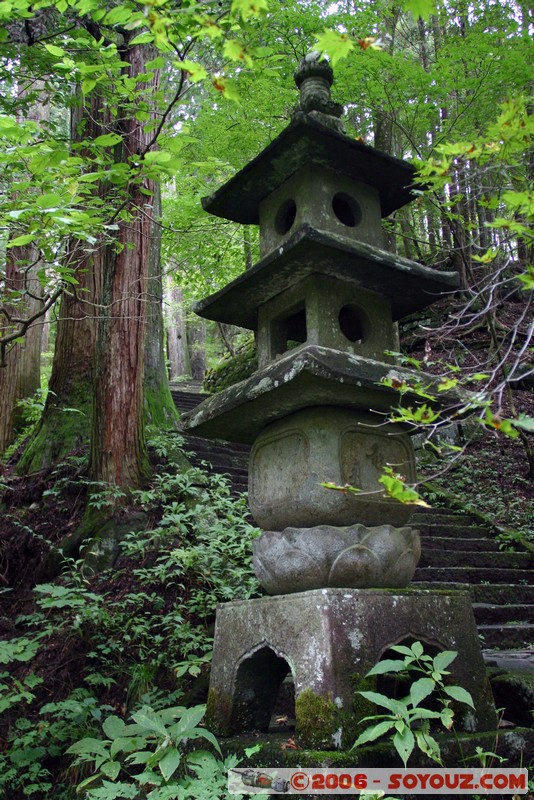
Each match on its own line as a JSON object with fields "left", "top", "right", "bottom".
{"left": 180, "top": 56, "right": 497, "bottom": 749}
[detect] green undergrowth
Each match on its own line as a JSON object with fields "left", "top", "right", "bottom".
{"left": 0, "top": 432, "right": 262, "bottom": 799}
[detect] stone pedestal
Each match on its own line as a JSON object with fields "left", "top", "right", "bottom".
{"left": 206, "top": 589, "right": 497, "bottom": 750}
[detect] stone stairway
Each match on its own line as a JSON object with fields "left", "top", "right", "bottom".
{"left": 171, "top": 383, "right": 250, "bottom": 495}
{"left": 410, "top": 507, "right": 534, "bottom": 651}
{"left": 171, "top": 382, "right": 534, "bottom": 652}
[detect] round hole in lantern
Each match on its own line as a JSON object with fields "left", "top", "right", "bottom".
{"left": 332, "top": 192, "right": 362, "bottom": 228}
{"left": 338, "top": 304, "right": 369, "bottom": 344}
{"left": 274, "top": 199, "right": 297, "bottom": 235}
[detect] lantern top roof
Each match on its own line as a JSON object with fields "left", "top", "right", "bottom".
{"left": 202, "top": 57, "right": 418, "bottom": 223}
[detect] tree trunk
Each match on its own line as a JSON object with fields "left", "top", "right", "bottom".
{"left": 18, "top": 93, "right": 106, "bottom": 472}
{"left": 166, "top": 282, "right": 191, "bottom": 379}
{"left": 0, "top": 243, "right": 43, "bottom": 452}
{"left": 89, "top": 44, "right": 157, "bottom": 488}
{"left": 144, "top": 185, "right": 179, "bottom": 429}
{"left": 187, "top": 318, "right": 206, "bottom": 381}
{"left": 0, "top": 84, "right": 48, "bottom": 453}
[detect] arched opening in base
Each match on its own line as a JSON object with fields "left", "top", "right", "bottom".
{"left": 231, "top": 646, "right": 293, "bottom": 733}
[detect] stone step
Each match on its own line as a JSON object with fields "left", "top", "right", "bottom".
{"left": 414, "top": 566, "right": 534, "bottom": 584}
{"left": 413, "top": 582, "right": 534, "bottom": 605}
{"left": 414, "top": 523, "right": 498, "bottom": 539}
{"left": 184, "top": 435, "right": 251, "bottom": 455}
{"left": 477, "top": 624, "right": 534, "bottom": 650}
{"left": 172, "top": 395, "right": 206, "bottom": 408}
{"left": 421, "top": 536, "right": 501, "bottom": 552}
{"left": 410, "top": 511, "right": 483, "bottom": 525}
{"left": 419, "top": 549, "right": 532, "bottom": 570}
{"left": 472, "top": 603, "right": 534, "bottom": 625}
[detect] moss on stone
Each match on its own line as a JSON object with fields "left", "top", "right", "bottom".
{"left": 488, "top": 667, "right": 534, "bottom": 727}
{"left": 206, "top": 688, "right": 234, "bottom": 737}
{"left": 219, "top": 727, "right": 534, "bottom": 769}
{"left": 351, "top": 672, "right": 377, "bottom": 721}
{"left": 295, "top": 689, "right": 341, "bottom": 749}
{"left": 203, "top": 337, "right": 258, "bottom": 394}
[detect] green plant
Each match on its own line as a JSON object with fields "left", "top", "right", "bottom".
{"left": 352, "top": 641, "right": 475, "bottom": 766}
{"left": 67, "top": 703, "right": 237, "bottom": 799}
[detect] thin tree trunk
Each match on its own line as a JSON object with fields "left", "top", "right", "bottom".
{"left": 166, "top": 282, "right": 190, "bottom": 379}
{"left": 144, "top": 185, "right": 179, "bottom": 428}
{"left": 187, "top": 318, "right": 206, "bottom": 381}
{"left": 0, "top": 243, "right": 43, "bottom": 452}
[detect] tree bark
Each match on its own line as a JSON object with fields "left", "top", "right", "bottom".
{"left": 187, "top": 318, "right": 206, "bottom": 381}
{"left": 166, "top": 282, "right": 191, "bottom": 379}
{"left": 18, "top": 92, "right": 106, "bottom": 472}
{"left": 89, "top": 44, "right": 157, "bottom": 487}
{"left": 0, "top": 243, "right": 43, "bottom": 452}
{"left": 144, "top": 185, "right": 179, "bottom": 428}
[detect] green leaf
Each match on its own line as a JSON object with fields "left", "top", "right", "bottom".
{"left": 144, "top": 150, "right": 172, "bottom": 164}
{"left": 517, "top": 268, "right": 534, "bottom": 291}
{"left": 230, "top": 0, "right": 268, "bottom": 21}
{"left": 440, "top": 706, "right": 455, "bottom": 729}
{"left": 367, "top": 659, "right": 408, "bottom": 676}
{"left": 7, "top": 234, "right": 35, "bottom": 248}
{"left": 358, "top": 691, "right": 404, "bottom": 715}
{"left": 177, "top": 726, "right": 222, "bottom": 755}
{"left": 402, "top": 0, "right": 435, "bottom": 22}
{"left": 410, "top": 708, "right": 441, "bottom": 720}
{"left": 129, "top": 32, "right": 154, "bottom": 45}
{"left": 393, "top": 725, "right": 415, "bottom": 767}
{"left": 131, "top": 707, "right": 168, "bottom": 738}
{"left": 170, "top": 705, "right": 206, "bottom": 738}
{"left": 379, "top": 468, "right": 430, "bottom": 506}
{"left": 101, "top": 760, "right": 121, "bottom": 779}
{"left": 103, "top": 5, "right": 132, "bottom": 25}
{"left": 443, "top": 685, "right": 475, "bottom": 709}
{"left": 415, "top": 729, "right": 442, "bottom": 763}
{"left": 158, "top": 746, "right": 181, "bottom": 781}
{"left": 102, "top": 715, "right": 126, "bottom": 740}
{"left": 244, "top": 744, "right": 262, "bottom": 757}
{"left": 512, "top": 416, "right": 534, "bottom": 432}
{"left": 44, "top": 44, "right": 65, "bottom": 57}
{"left": 315, "top": 29, "right": 354, "bottom": 66}
{"left": 66, "top": 737, "right": 110, "bottom": 758}
{"left": 212, "top": 76, "right": 240, "bottom": 102}
{"left": 146, "top": 56, "right": 166, "bottom": 70}
{"left": 36, "top": 193, "right": 64, "bottom": 209}
{"left": 110, "top": 736, "right": 147, "bottom": 758}
{"left": 390, "top": 644, "right": 416, "bottom": 657}
{"left": 432, "top": 650, "right": 457, "bottom": 673}
{"left": 410, "top": 677, "right": 435, "bottom": 707}
{"left": 93, "top": 133, "right": 123, "bottom": 147}
{"left": 411, "top": 641, "right": 424, "bottom": 658}
{"left": 82, "top": 78, "right": 97, "bottom": 95}
{"left": 223, "top": 39, "right": 253, "bottom": 67}
{"left": 352, "top": 719, "right": 394, "bottom": 749}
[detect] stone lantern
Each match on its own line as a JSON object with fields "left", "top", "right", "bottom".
{"left": 180, "top": 56, "right": 497, "bottom": 749}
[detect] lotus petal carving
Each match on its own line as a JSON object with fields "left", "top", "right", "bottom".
{"left": 252, "top": 524, "right": 420, "bottom": 595}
